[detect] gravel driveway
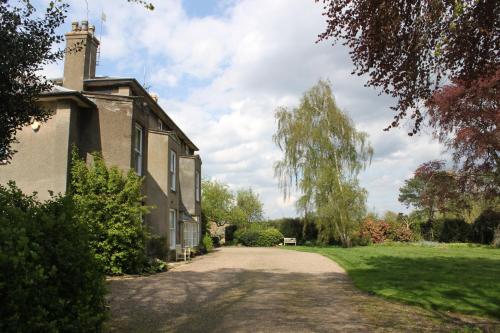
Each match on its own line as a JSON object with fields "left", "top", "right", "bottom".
{"left": 106, "top": 247, "right": 486, "bottom": 332}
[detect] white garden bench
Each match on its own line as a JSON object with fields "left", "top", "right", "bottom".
{"left": 283, "top": 237, "right": 297, "bottom": 246}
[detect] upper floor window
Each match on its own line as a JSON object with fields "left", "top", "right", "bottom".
{"left": 134, "top": 124, "right": 143, "bottom": 175}
{"left": 195, "top": 171, "right": 200, "bottom": 202}
{"left": 158, "top": 118, "right": 164, "bottom": 131}
{"left": 170, "top": 149, "right": 177, "bottom": 191}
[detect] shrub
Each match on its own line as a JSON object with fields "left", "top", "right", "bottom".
{"left": 201, "top": 233, "right": 214, "bottom": 252}
{"left": 389, "top": 225, "right": 414, "bottom": 242}
{"left": 437, "top": 218, "right": 471, "bottom": 243}
{"left": 272, "top": 218, "right": 303, "bottom": 242}
{"left": 360, "top": 219, "right": 390, "bottom": 243}
{"left": 236, "top": 229, "right": 260, "bottom": 246}
{"left": 0, "top": 182, "right": 107, "bottom": 332}
{"left": 351, "top": 232, "right": 371, "bottom": 246}
{"left": 471, "top": 209, "right": 500, "bottom": 244}
{"left": 269, "top": 217, "right": 319, "bottom": 245}
{"left": 147, "top": 235, "right": 169, "bottom": 260}
{"left": 211, "top": 235, "right": 221, "bottom": 247}
{"left": 420, "top": 219, "right": 442, "bottom": 241}
{"left": 225, "top": 224, "right": 238, "bottom": 243}
{"left": 143, "top": 258, "right": 168, "bottom": 274}
{"left": 236, "top": 228, "right": 284, "bottom": 247}
{"left": 359, "top": 218, "right": 414, "bottom": 243}
{"left": 259, "top": 228, "right": 284, "bottom": 246}
{"left": 492, "top": 226, "right": 500, "bottom": 248}
{"left": 71, "top": 151, "right": 150, "bottom": 275}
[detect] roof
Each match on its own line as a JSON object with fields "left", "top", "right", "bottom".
{"left": 84, "top": 77, "right": 199, "bottom": 151}
{"left": 38, "top": 85, "right": 96, "bottom": 108}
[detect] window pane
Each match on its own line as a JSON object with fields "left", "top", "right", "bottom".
{"left": 169, "top": 210, "right": 176, "bottom": 249}
{"left": 135, "top": 127, "right": 142, "bottom": 152}
{"left": 170, "top": 150, "right": 176, "bottom": 191}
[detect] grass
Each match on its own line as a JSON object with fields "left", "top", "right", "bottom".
{"left": 292, "top": 243, "right": 500, "bottom": 319}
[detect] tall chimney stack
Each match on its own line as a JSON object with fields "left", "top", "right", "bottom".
{"left": 62, "top": 20, "right": 100, "bottom": 91}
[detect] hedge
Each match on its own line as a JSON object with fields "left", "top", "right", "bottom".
{"left": 471, "top": 209, "right": 500, "bottom": 245}
{"left": 236, "top": 227, "right": 284, "bottom": 247}
{"left": 0, "top": 182, "right": 107, "bottom": 332}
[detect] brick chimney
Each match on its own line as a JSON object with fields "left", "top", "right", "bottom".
{"left": 63, "top": 20, "right": 99, "bottom": 91}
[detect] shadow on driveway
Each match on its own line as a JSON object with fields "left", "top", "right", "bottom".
{"left": 106, "top": 248, "right": 498, "bottom": 332}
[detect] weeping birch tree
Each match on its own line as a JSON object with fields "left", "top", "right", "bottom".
{"left": 273, "top": 80, "right": 373, "bottom": 246}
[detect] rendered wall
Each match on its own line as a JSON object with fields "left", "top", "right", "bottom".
{"left": 0, "top": 101, "right": 77, "bottom": 201}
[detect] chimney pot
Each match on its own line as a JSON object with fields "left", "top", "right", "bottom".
{"left": 63, "top": 21, "right": 99, "bottom": 90}
{"left": 81, "top": 20, "right": 88, "bottom": 31}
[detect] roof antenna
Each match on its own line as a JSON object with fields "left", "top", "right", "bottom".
{"left": 84, "top": 0, "right": 89, "bottom": 22}
{"left": 97, "top": 11, "right": 106, "bottom": 66}
{"left": 142, "top": 64, "right": 151, "bottom": 91}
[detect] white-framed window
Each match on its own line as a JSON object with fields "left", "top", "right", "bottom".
{"left": 195, "top": 170, "right": 200, "bottom": 202}
{"left": 134, "top": 124, "right": 143, "bottom": 175}
{"left": 183, "top": 222, "right": 200, "bottom": 247}
{"left": 157, "top": 118, "right": 164, "bottom": 131}
{"left": 194, "top": 222, "right": 199, "bottom": 246}
{"left": 169, "top": 209, "right": 177, "bottom": 250}
{"left": 169, "top": 149, "right": 177, "bottom": 191}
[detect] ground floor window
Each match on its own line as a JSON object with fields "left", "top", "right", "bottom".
{"left": 169, "top": 209, "right": 177, "bottom": 250}
{"left": 183, "top": 222, "right": 199, "bottom": 247}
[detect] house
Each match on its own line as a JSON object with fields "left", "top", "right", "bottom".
{"left": 0, "top": 20, "right": 202, "bottom": 258}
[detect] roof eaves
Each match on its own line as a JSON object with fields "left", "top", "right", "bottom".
{"left": 38, "top": 91, "right": 96, "bottom": 109}
{"left": 84, "top": 78, "right": 199, "bottom": 151}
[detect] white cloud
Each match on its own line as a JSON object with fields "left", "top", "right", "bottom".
{"left": 44, "top": 0, "right": 449, "bottom": 218}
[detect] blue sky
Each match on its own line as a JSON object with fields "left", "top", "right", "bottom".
{"left": 38, "top": 0, "right": 448, "bottom": 218}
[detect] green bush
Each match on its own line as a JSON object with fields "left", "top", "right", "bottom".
{"left": 471, "top": 209, "right": 500, "bottom": 244}
{"left": 225, "top": 224, "right": 238, "bottom": 242}
{"left": 201, "top": 233, "right": 214, "bottom": 252}
{"left": 351, "top": 232, "right": 372, "bottom": 246}
{"left": 272, "top": 218, "right": 303, "bottom": 242}
{"left": 0, "top": 182, "right": 107, "bottom": 332}
{"left": 236, "top": 227, "right": 284, "bottom": 247}
{"left": 147, "top": 236, "right": 169, "bottom": 260}
{"left": 236, "top": 229, "right": 258, "bottom": 246}
{"left": 492, "top": 226, "right": 500, "bottom": 248}
{"left": 438, "top": 218, "right": 471, "bottom": 243}
{"left": 388, "top": 223, "right": 415, "bottom": 242}
{"left": 143, "top": 258, "right": 168, "bottom": 274}
{"left": 268, "top": 217, "right": 318, "bottom": 244}
{"left": 420, "top": 219, "right": 443, "bottom": 241}
{"left": 71, "top": 151, "right": 150, "bottom": 275}
{"left": 211, "top": 235, "right": 221, "bottom": 247}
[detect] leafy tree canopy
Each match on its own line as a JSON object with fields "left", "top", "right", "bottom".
{"left": 235, "top": 188, "right": 264, "bottom": 223}
{"left": 273, "top": 80, "right": 373, "bottom": 246}
{"left": 201, "top": 179, "right": 235, "bottom": 227}
{"left": 202, "top": 180, "right": 265, "bottom": 227}
{"left": 398, "top": 160, "right": 459, "bottom": 221}
{"left": 0, "top": 0, "right": 67, "bottom": 161}
{"left": 317, "top": 0, "right": 499, "bottom": 134}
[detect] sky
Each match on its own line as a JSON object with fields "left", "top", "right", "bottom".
{"left": 38, "top": 0, "right": 448, "bottom": 219}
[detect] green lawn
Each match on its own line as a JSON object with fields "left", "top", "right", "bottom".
{"left": 292, "top": 243, "right": 500, "bottom": 319}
